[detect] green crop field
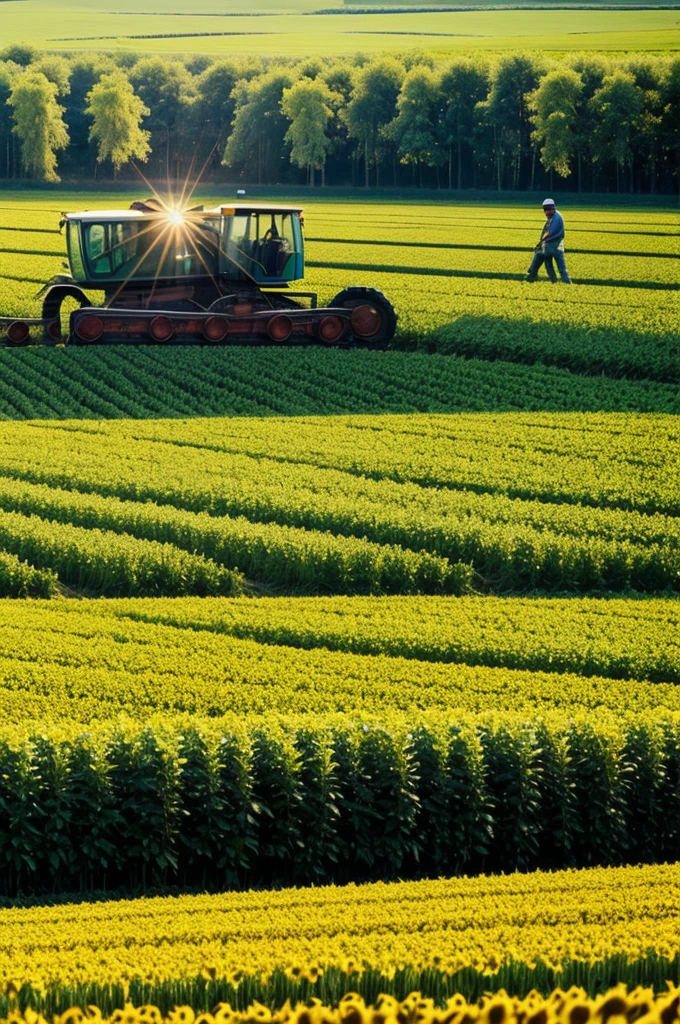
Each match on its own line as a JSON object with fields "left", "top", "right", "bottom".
{"left": 1, "top": 0, "right": 679, "bottom": 54}
{"left": 0, "top": 191, "right": 678, "bottom": 390}
{"left": 0, "top": 183, "right": 678, "bottom": 1010}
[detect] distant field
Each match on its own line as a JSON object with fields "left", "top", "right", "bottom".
{"left": 1, "top": 0, "right": 678, "bottom": 53}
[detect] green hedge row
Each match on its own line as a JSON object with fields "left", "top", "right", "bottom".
{"left": 1, "top": 716, "right": 679, "bottom": 895}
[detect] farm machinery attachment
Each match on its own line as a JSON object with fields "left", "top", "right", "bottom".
{"left": 1, "top": 199, "right": 397, "bottom": 349}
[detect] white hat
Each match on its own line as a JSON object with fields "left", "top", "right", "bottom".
{"left": 542, "top": 198, "right": 556, "bottom": 206}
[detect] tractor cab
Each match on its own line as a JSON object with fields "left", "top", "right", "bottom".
{"left": 62, "top": 202, "right": 305, "bottom": 291}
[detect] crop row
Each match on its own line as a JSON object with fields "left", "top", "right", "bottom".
{"left": 0, "top": 550, "right": 55, "bottom": 597}
{"left": 6, "top": 987, "right": 680, "bottom": 1022}
{"left": 306, "top": 222, "right": 680, "bottom": 255}
{"left": 83, "top": 411, "right": 674, "bottom": 516}
{"left": 3, "top": 594, "right": 680, "bottom": 715}
{"left": 0, "top": 507, "right": 244, "bottom": 598}
{"left": 1, "top": 861, "right": 680, "bottom": 1011}
{"left": 309, "top": 241, "right": 680, "bottom": 287}
{"left": 0, "top": 198, "right": 677, "bottom": 386}
{"left": 0, "top": 477, "right": 465, "bottom": 598}
{"left": 0, "top": 345, "right": 677, "bottom": 422}
{"left": 112, "top": 593, "right": 679, "bottom": 685}
{"left": 1, "top": 715, "right": 680, "bottom": 894}
{"left": 0, "top": 414, "right": 675, "bottom": 592}
{"left": 0, "top": 467, "right": 674, "bottom": 595}
{"left": 326, "top": 273, "right": 679, "bottom": 384}
{"left": 1, "top": 597, "right": 679, "bottom": 724}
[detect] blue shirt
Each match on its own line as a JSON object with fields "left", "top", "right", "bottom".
{"left": 542, "top": 211, "right": 565, "bottom": 251}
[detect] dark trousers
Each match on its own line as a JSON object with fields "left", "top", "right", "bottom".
{"left": 527, "top": 249, "right": 571, "bottom": 283}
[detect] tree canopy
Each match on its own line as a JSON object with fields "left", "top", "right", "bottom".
{"left": 86, "top": 71, "right": 151, "bottom": 172}
{"left": 8, "top": 70, "right": 69, "bottom": 182}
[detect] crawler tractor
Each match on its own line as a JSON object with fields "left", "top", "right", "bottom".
{"left": 0, "top": 199, "right": 397, "bottom": 349}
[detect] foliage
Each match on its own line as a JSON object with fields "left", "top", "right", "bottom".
{"left": 344, "top": 57, "right": 404, "bottom": 187}
{"left": 0, "top": 39, "right": 676, "bottom": 189}
{"left": 0, "top": 550, "right": 55, "bottom": 597}
{"left": 385, "top": 67, "right": 443, "bottom": 174}
{"left": 0, "top": 408, "right": 675, "bottom": 595}
{"left": 0, "top": 715, "right": 676, "bottom": 893}
{"left": 281, "top": 79, "right": 340, "bottom": 183}
{"left": 86, "top": 72, "right": 151, "bottom": 171}
{"left": 7, "top": 71, "right": 69, "bottom": 182}
{"left": 528, "top": 69, "right": 584, "bottom": 178}
{"left": 590, "top": 72, "right": 644, "bottom": 189}
{"left": 223, "top": 70, "right": 296, "bottom": 185}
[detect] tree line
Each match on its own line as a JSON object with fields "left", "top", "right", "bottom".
{"left": 0, "top": 43, "right": 678, "bottom": 193}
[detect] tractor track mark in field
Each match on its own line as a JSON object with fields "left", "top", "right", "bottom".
{"left": 347, "top": 28, "right": 484, "bottom": 33}
{"left": 0, "top": 226, "right": 60, "bottom": 236}
{"left": 52, "top": 30, "right": 272, "bottom": 40}
{"left": 307, "top": 259, "right": 680, "bottom": 290}
{"left": 0, "top": 247, "right": 65, "bottom": 257}
{"left": 306, "top": 237, "right": 680, "bottom": 259}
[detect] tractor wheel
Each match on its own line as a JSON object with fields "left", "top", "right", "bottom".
{"left": 329, "top": 286, "right": 397, "bottom": 350}
{"left": 41, "top": 285, "right": 91, "bottom": 342}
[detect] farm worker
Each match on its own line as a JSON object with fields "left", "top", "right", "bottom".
{"left": 525, "top": 199, "right": 572, "bottom": 284}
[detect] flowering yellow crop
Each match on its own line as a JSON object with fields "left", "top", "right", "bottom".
{"left": 4, "top": 988, "right": 680, "bottom": 1024}
{"left": 0, "top": 595, "right": 678, "bottom": 724}
{"left": 1, "top": 863, "right": 679, "bottom": 999}
{"left": 0, "top": 412, "right": 675, "bottom": 595}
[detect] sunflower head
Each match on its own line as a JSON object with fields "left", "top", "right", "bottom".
{"left": 169, "top": 1007, "right": 195, "bottom": 1024}
{"left": 138, "top": 1008, "right": 163, "bottom": 1024}
{"left": 212, "top": 1003, "right": 235, "bottom": 1024}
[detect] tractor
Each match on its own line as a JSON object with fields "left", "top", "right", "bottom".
{"left": 0, "top": 199, "right": 397, "bottom": 349}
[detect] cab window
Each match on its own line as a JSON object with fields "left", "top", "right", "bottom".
{"left": 84, "top": 221, "right": 141, "bottom": 276}
{"left": 225, "top": 212, "right": 297, "bottom": 281}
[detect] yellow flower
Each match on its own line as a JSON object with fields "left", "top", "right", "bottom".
{"left": 168, "top": 1007, "right": 195, "bottom": 1024}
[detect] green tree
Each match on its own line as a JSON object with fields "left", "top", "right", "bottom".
{"left": 564, "top": 54, "right": 610, "bottom": 190}
{"left": 440, "top": 57, "right": 489, "bottom": 189}
{"left": 344, "top": 56, "right": 404, "bottom": 187}
{"left": 628, "top": 57, "right": 666, "bottom": 192}
{"left": 529, "top": 68, "right": 584, "bottom": 181}
{"left": 32, "top": 55, "right": 72, "bottom": 97}
{"left": 660, "top": 57, "right": 680, "bottom": 192}
{"left": 129, "top": 57, "right": 195, "bottom": 176}
{"left": 61, "top": 54, "right": 117, "bottom": 177}
{"left": 193, "top": 57, "right": 262, "bottom": 174}
{"left": 0, "top": 43, "right": 37, "bottom": 67}
{"left": 386, "top": 66, "right": 443, "bottom": 186}
{"left": 590, "top": 70, "right": 643, "bottom": 191}
{"left": 86, "top": 71, "right": 151, "bottom": 173}
{"left": 223, "top": 69, "right": 296, "bottom": 184}
{"left": 0, "top": 63, "right": 16, "bottom": 178}
{"left": 281, "top": 77, "right": 339, "bottom": 185}
{"left": 8, "top": 70, "right": 69, "bottom": 182}
{"left": 478, "top": 53, "right": 545, "bottom": 190}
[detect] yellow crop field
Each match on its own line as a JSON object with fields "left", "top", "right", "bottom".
{"left": 2, "top": 864, "right": 680, "bottom": 1013}
{"left": 0, "top": 594, "right": 678, "bottom": 723}
{"left": 8, "top": 988, "right": 680, "bottom": 1024}
{"left": 0, "top": 412, "right": 675, "bottom": 596}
